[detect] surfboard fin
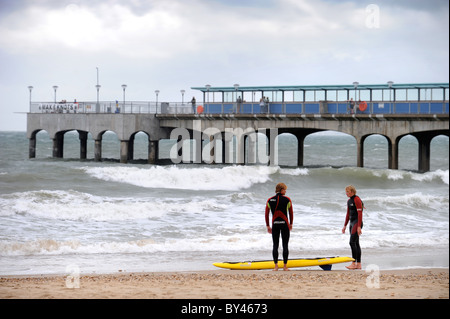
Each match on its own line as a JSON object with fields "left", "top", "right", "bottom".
{"left": 319, "top": 265, "right": 332, "bottom": 271}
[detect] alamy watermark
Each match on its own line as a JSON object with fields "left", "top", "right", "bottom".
{"left": 365, "top": 4, "right": 380, "bottom": 29}
{"left": 65, "top": 264, "right": 80, "bottom": 288}
{"left": 169, "top": 120, "right": 279, "bottom": 165}
{"left": 365, "top": 264, "right": 380, "bottom": 289}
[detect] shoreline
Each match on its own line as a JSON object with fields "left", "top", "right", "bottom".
{"left": 1, "top": 268, "right": 448, "bottom": 299}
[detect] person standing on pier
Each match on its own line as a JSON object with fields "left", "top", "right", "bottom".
{"left": 265, "top": 183, "right": 294, "bottom": 271}
{"left": 191, "top": 97, "right": 196, "bottom": 114}
{"left": 259, "top": 97, "right": 265, "bottom": 113}
{"left": 236, "top": 96, "right": 242, "bottom": 113}
{"left": 347, "top": 98, "right": 355, "bottom": 114}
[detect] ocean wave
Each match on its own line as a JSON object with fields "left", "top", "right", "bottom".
{"left": 1, "top": 229, "right": 447, "bottom": 257}
{"left": 365, "top": 192, "right": 449, "bottom": 212}
{"left": 278, "top": 167, "right": 309, "bottom": 176}
{"left": 371, "top": 168, "right": 449, "bottom": 185}
{"left": 0, "top": 190, "right": 231, "bottom": 221}
{"left": 301, "top": 167, "right": 450, "bottom": 186}
{"left": 81, "top": 165, "right": 280, "bottom": 190}
{"left": 81, "top": 165, "right": 448, "bottom": 194}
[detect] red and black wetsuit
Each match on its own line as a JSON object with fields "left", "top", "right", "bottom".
{"left": 344, "top": 195, "right": 363, "bottom": 263}
{"left": 265, "top": 193, "right": 293, "bottom": 264}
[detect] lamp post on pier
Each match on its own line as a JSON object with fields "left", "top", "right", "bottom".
{"left": 234, "top": 83, "right": 240, "bottom": 113}
{"left": 121, "top": 84, "right": 127, "bottom": 111}
{"left": 53, "top": 85, "right": 58, "bottom": 103}
{"left": 387, "top": 81, "right": 394, "bottom": 101}
{"left": 387, "top": 80, "right": 394, "bottom": 113}
{"left": 180, "top": 89, "right": 185, "bottom": 104}
{"left": 352, "top": 81, "right": 359, "bottom": 100}
{"left": 95, "top": 67, "right": 101, "bottom": 112}
{"left": 205, "top": 84, "right": 211, "bottom": 113}
{"left": 95, "top": 85, "right": 101, "bottom": 112}
{"left": 155, "top": 90, "right": 160, "bottom": 111}
{"left": 28, "top": 86, "right": 33, "bottom": 112}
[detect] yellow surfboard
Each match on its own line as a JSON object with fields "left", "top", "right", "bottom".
{"left": 213, "top": 256, "right": 354, "bottom": 271}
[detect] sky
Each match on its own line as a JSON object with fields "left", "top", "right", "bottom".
{"left": 0, "top": 0, "right": 448, "bottom": 131}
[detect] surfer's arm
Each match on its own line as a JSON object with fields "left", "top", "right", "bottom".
{"left": 342, "top": 208, "right": 350, "bottom": 233}
{"left": 354, "top": 196, "right": 363, "bottom": 234}
{"left": 288, "top": 201, "right": 293, "bottom": 230}
{"left": 265, "top": 202, "right": 271, "bottom": 233}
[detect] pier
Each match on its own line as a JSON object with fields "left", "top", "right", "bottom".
{"left": 26, "top": 83, "right": 449, "bottom": 172}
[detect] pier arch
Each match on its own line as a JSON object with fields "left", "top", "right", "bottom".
{"left": 276, "top": 132, "right": 298, "bottom": 167}
{"left": 430, "top": 135, "right": 449, "bottom": 170}
{"left": 29, "top": 129, "right": 52, "bottom": 159}
{"left": 304, "top": 131, "right": 356, "bottom": 168}
{"left": 410, "top": 130, "right": 450, "bottom": 172}
{"left": 363, "top": 134, "right": 389, "bottom": 169}
{"left": 397, "top": 134, "right": 419, "bottom": 171}
{"left": 128, "top": 131, "right": 151, "bottom": 163}
{"left": 95, "top": 130, "right": 120, "bottom": 162}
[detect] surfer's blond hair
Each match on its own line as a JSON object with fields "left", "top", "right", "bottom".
{"left": 345, "top": 185, "right": 357, "bottom": 194}
{"left": 276, "top": 183, "right": 287, "bottom": 193}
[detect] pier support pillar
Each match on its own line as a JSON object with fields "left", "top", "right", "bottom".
{"left": 418, "top": 142, "right": 431, "bottom": 172}
{"left": 247, "top": 134, "right": 257, "bottom": 164}
{"left": 127, "top": 139, "right": 134, "bottom": 161}
{"left": 223, "top": 131, "right": 233, "bottom": 164}
{"left": 94, "top": 139, "right": 102, "bottom": 162}
{"left": 148, "top": 140, "right": 158, "bottom": 164}
{"left": 388, "top": 138, "right": 399, "bottom": 170}
{"left": 417, "top": 135, "right": 432, "bottom": 172}
{"left": 293, "top": 132, "right": 308, "bottom": 167}
{"left": 297, "top": 136, "right": 304, "bottom": 167}
{"left": 52, "top": 133, "right": 64, "bottom": 158}
{"left": 356, "top": 137, "right": 364, "bottom": 168}
{"left": 266, "top": 129, "right": 278, "bottom": 166}
{"left": 29, "top": 136, "right": 36, "bottom": 159}
{"left": 120, "top": 140, "right": 129, "bottom": 164}
{"left": 79, "top": 131, "right": 88, "bottom": 160}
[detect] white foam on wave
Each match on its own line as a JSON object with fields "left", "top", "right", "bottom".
{"left": 367, "top": 192, "right": 448, "bottom": 211}
{"left": 0, "top": 190, "right": 165, "bottom": 221}
{"left": 279, "top": 167, "right": 309, "bottom": 176}
{"left": 371, "top": 168, "right": 449, "bottom": 185}
{"left": 82, "top": 165, "right": 281, "bottom": 190}
{"left": 0, "top": 190, "right": 233, "bottom": 221}
{"left": 415, "top": 169, "right": 449, "bottom": 185}
{"left": 1, "top": 226, "right": 447, "bottom": 257}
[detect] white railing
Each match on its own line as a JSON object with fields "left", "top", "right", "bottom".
{"left": 29, "top": 100, "right": 449, "bottom": 115}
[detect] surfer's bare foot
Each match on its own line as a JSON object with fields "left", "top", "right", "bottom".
{"left": 283, "top": 266, "right": 290, "bottom": 271}
{"left": 273, "top": 264, "right": 279, "bottom": 271}
{"left": 346, "top": 262, "right": 362, "bottom": 270}
{"left": 346, "top": 262, "right": 356, "bottom": 270}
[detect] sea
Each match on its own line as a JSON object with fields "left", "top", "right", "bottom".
{"left": 0, "top": 130, "right": 448, "bottom": 275}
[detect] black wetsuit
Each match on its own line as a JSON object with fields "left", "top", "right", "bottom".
{"left": 265, "top": 193, "right": 293, "bottom": 265}
{"left": 345, "top": 195, "right": 363, "bottom": 263}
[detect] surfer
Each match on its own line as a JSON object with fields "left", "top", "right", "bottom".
{"left": 342, "top": 185, "right": 363, "bottom": 270}
{"left": 265, "top": 183, "right": 294, "bottom": 271}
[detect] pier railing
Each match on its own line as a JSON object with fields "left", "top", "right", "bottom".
{"left": 30, "top": 100, "right": 449, "bottom": 115}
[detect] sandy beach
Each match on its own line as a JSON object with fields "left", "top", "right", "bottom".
{"left": 1, "top": 268, "right": 448, "bottom": 299}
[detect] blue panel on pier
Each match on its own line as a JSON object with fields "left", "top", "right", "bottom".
{"left": 304, "top": 103, "right": 319, "bottom": 114}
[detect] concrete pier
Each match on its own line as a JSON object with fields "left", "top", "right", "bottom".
{"left": 27, "top": 111, "right": 449, "bottom": 172}
{"left": 25, "top": 81, "right": 449, "bottom": 170}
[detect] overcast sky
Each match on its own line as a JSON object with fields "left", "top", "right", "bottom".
{"left": 0, "top": 0, "right": 448, "bottom": 131}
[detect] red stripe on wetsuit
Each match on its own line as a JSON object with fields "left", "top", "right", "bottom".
{"left": 265, "top": 193, "right": 293, "bottom": 227}
{"left": 344, "top": 195, "right": 363, "bottom": 234}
